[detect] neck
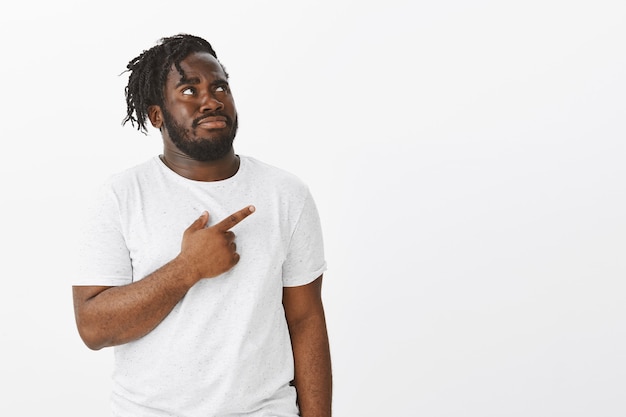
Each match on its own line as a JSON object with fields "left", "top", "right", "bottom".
{"left": 160, "top": 147, "right": 240, "bottom": 182}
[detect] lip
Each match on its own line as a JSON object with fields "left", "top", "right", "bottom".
{"left": 196, "top": 116, "right": 228, "bottom": 129}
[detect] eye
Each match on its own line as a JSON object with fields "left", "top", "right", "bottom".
{"left": 214, "top": 85, "right": 229, "bottom": 93}
{"left": 181, "top": 87, "right": 195, "bottom": 96}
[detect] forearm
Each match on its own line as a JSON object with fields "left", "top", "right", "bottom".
{"left": 290, "top": 312, "right": 333, "bottom": 417}
{"left": 73, "top": 255, "right": 197, "bottom": 350}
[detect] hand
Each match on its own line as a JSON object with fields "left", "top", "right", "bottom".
{"left": 179, "top": 205, "right": 255, "bottom": 282}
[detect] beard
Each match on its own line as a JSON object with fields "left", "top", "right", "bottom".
{"left": 161, "top": 107, "right": 238, "bottom": 162}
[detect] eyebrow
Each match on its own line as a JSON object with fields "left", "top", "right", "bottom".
{"left": 175, "top": 77, "right": 229, "bottom": 88}
{"left": 175, "top": 76, "right": 200, "bottom": 88}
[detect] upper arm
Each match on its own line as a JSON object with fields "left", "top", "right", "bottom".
{"left": 282, "top": 275, "right": 325, "bottom": 327}
{"left": 281, "top": 189, "right": 326, "bottom": 288}
{"left": 75, "top": 182, "right": 133, "bottom": 287}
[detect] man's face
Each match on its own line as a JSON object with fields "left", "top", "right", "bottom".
{"left": 159, "top": 52, "right": 238, "bottom": 161}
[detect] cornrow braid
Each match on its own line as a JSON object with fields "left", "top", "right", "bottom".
{"left": 121, "top": 34, "right": 227, "bottom": 134}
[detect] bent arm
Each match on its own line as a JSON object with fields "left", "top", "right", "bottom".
{"left": 283, "top": 275, "right": 332, "bottom": 417}
{"left": 72, "top": 256, "right": 197, "bottom": 350}
{"left": 73, "top": 206, "right": 255, "bottom": 350}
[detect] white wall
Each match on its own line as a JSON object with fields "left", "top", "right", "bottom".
{"left": 0, "top": 1, "right": 624, "bottom": 416}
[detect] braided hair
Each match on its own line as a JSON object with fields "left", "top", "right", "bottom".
{"left": 122, "top": 34, "right": 228, "bottom": 134}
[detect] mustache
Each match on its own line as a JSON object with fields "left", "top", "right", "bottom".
{"left": 192, "top": 114, "right": 231, "bottom": 128}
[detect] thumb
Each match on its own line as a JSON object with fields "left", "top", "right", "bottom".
{"left": 188, "top": 211, "right": 209, "bottom": 230}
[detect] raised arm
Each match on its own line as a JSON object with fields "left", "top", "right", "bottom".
{"left": 73, "top": 206, "right": 255, "bottom": 350}
{"left": 283, "top": 275, "right": 332, "bottom": 417}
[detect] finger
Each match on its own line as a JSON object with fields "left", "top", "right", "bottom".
{"left": 224, "top": 231, "right": 235, "bottom": 243}
{"left": 214, "top": 205, "right": 255, "bottom": 231}
{"left": 232, "top": 252, "right": 240, "bottom": 265}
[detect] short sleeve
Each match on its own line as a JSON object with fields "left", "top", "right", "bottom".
{"left": 74, "top": 182, "right": 133, "bottom": 286}
{"left": 282, "top": 189, "right": 327, "bottom": 287}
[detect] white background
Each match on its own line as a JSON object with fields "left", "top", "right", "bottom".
{"left": 0, "top": 1, "right": 624, "bottom": 416}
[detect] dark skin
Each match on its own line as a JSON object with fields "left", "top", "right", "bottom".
{"left": 72, "top": 52, "right": 331, "bottom": 416}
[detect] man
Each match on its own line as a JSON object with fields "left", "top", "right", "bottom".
{"left": 72, "top": 34, "right": 332, "bottom": 417}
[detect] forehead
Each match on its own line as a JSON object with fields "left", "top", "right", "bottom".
{"left": 166, "top": 52, "right": 227, "bottom": 85}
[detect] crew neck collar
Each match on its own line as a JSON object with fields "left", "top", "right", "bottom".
{"left": 154, "top": 154, "right": 246, "bottom": 185}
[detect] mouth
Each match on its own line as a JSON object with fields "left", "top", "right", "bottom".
{"left": 195, "top": 115, "right": 228, "bottom": 130}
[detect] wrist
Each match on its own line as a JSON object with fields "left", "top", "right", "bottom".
{"left": 171, "top": 253, "right": 201, "bottom": 287}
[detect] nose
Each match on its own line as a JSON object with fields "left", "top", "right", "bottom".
{"left": 199, "top": 90, "right": 224, "bottom": 113}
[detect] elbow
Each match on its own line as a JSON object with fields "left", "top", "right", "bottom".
{"left": 76, "top": 328, "right": 104, "bottom": 351}
{"left": 75, "top": 318, "right": 110, "bottom": 351}
{"left": 73, "top": 286, "right": 115, "bottom": 350}
{"left": 81, "top": 336, "right": 107, "bottom": 351}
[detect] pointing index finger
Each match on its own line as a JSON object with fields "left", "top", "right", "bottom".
{"left": 214, "top": 205, "right": 255, "bottom": 231}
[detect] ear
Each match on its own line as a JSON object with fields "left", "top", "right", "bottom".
{"left": 148, "top": 105, "right": 164, "bottom": 129}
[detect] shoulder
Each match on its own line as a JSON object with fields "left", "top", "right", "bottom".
{"left": 102, "top": 157, "right": 160, "bottom": 192}
{"left": 239, "top": 156, "right": 316, "bottom": 218}
{"left": 108, "top": 157, "right": 158, "bottom": 183}
{"left": 240, "top": 155, "right": 309, "bottom": 192}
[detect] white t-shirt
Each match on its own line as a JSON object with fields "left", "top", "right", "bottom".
{"left": 76, "top": 155, "right": 326, "bottom": 417}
